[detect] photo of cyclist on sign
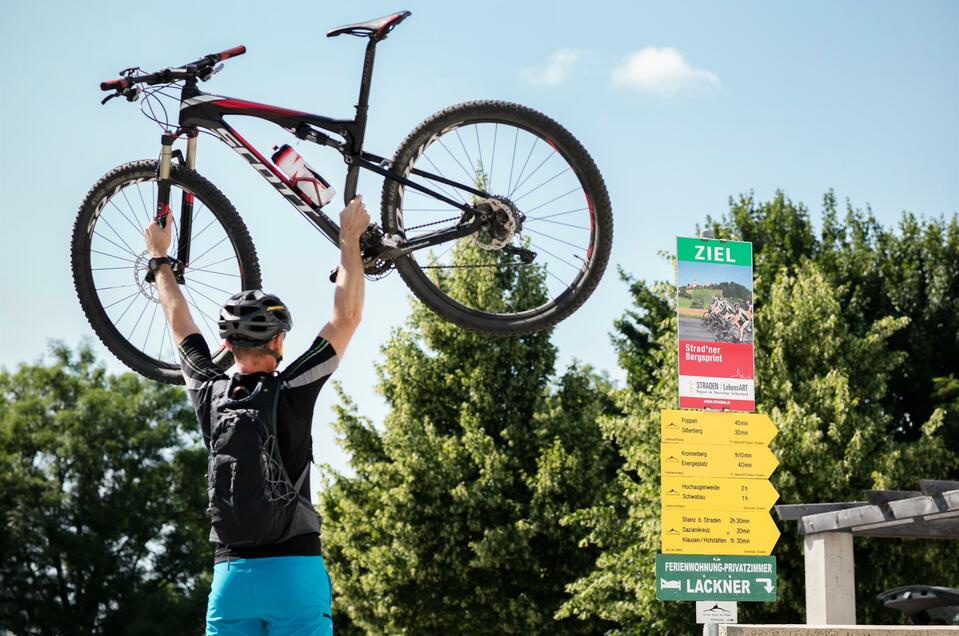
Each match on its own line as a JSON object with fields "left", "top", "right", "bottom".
{"left": 677, "top": 267, "right": 753, "bottom": 344}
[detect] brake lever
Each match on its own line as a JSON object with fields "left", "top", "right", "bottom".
{"left": 101, "top": 92, "right": 120, "bottom": 105}
{"left": 198, "top": 63, "right": 224, "bottom": 82}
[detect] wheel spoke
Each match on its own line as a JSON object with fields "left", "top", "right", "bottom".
{"left": 109, "top": 198, "right": 145, "bottom": 236}
{"left": 183, "top": 285, "right": 220, "bottom": 344}
{"left": 120, "top": 187, "right": 146, "bottom": 226}
{"left": 436, "top": 137, "right": 477, "bottom": 185}
{"left": 526, "top": 207, "right": 587, "bottom": 221}
{"left": 96, "top": 283, "right": 139, "bottom": 291}
{"left": 524, "top": 187, "right": 581, "bottom": 214}
{"left": 188, "top": 268, "right": 240, "bottom": 278}
{"left": 507, "top": 127, "right": 519, "bottom": 193}
{"left": 91, "top": 249, "right": 135, "bottom": 263}
{"left": 187, "top": 277, "right": 234, "bottom": 296}
{"left": 474, "top": 124, "right": 485, "bottom": 187}
{"left": 103, "top": 289, "right": 141, "bottom": 311}
{"left": 508, "top": 135, "right": 539, "bottom": 198}
{"left": 191, "top": 216, "right": 219, "bottom": 245}
{"left": 114, "top": 291, "right": 143, "bottom": 325}
{"left": 511, "top": 150, "right": 556, "bottom": 199}
{"left": 524, "top": 227, "right": 587, "bottom": 252}
{"left": 188, "top": 236, "right": 230, "bottom": 269}
{"left": 418, "top": 154, "right": 468, "bottom": 205}
{"left": 513, "top": 167, "right": 570, "bottom": 203}
{"left": 454, "top": 127, "right": 477, "bottom": 177}
{"left": 127, "top": 297, "right": 152, "bottom": 342}
{"left": 135, "top": 182, "right": 153, "bottom": 225}
{"left": 525, "top": 217, "right": 589, "bottom": 230}
{"left": 528, "top": 240, "right": 582, "bottom": 272}
{"left": 143, "top": 301, "right": 160, "bottom": 350}
{"left": 99, "top": 215, "right": 139, "bottom": 258}
{"left": 489, "top": 123, "right": 498, "bottom": 192}
{"left": 185, "top": 282, "right": 227, "bottom": 308}
{"left": 93, "top": 230, "right": 138, "bottom": 259}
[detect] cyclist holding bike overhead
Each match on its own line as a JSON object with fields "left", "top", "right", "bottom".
{"left": 144, "top": 195, "right": 370, "bottom": 635}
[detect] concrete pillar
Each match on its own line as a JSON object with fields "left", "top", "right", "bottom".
{"left": 803, "top": 532, "right": 856, "bottom": 625}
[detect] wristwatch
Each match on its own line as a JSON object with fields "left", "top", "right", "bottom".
{"left": 145, "top": 256, "right": 177, "bottom": 283}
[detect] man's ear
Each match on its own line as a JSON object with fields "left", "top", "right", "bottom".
{"left": 268, "top": 333, "right": 283, "bottom": 353}
{"left": 223, "top": 339, "right": 233, "bottom": 352}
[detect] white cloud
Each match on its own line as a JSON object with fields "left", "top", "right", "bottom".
{"left": 522, "top": 49, "right": 582, "bottom": 86}
{"left": 611, "top": 47, "right": 720, "bottom": 97}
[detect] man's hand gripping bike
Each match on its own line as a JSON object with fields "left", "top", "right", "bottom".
{"left": 71, "top": 11, "right": 613, "bottom": 384}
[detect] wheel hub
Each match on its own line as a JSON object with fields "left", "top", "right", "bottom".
{"left": 473, "top": 196, "right": 524, "bottom": 251}
{"left": 134, "top": 251, "right": 160, "bottom": 303}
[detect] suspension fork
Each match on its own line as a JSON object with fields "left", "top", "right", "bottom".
{"left": 155, "top": 131, "right": 186, "bottom": 282}
{"left": 176, "top": 132, "right": 197, "bottom": 267}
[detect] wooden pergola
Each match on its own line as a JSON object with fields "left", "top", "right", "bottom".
{"left": 774, "top": 479, "right": 959, "bottom": 625}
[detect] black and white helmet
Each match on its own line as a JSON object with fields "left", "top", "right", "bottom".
{"left": 218, "top": 290, "right": 293, "bottom": 346}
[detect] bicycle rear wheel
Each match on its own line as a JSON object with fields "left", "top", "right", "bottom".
{"left": 71, "top": 160, "right": 261, "bottom": 384}
{"left": 381, "top": 100, "right": 612, "bottom": 335}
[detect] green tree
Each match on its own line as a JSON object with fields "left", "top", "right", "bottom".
{"left": 0, "top": 343, "right": 210, "bottom": 635}
{"left": 320, "top": 240, "right": 619, "bottom": 635}
{"left": 706, "top": 191, "right": 959, "bottom": 448}
{"left": 563, "top": 195, "right": 958, "bottom": 632}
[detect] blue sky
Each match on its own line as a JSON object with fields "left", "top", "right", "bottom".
{"left": 1, "top": 1, "right": 957, "bottom": 478}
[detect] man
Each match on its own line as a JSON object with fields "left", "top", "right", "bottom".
{"left": 144, "top": 196, "right": 370, "bottom": 635}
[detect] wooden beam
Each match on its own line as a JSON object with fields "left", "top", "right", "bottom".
{"left": 918, "top": 480, "right": 959, "bottom": 496}
{"left": 774, "top": 503, "right": 867, "bottom": 522}
{"left": 863, "top": 490, "right": 920, "bottom": 505}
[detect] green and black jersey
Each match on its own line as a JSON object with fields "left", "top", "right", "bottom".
{"left": 178, "top": 333, "right": 338, "bottom": 563}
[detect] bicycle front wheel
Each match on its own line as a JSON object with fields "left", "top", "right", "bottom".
{"left": 71, "top": 160, "right": 261, "bottom": 384}
{"left": 381, "top": 101, "right": 612, "bottom": 336}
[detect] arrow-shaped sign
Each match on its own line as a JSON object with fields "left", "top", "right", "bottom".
{"left": 661, "top": 410, "right": 778, "bottom": 446}
{"left": 661, "top": 475, "right": 780, "bottom": 512}
{"left": 661, "top": 442, "right": 778, "bottom": 480}
{"left": 755, "top": 577, "right": 775, "bottom": 594}
{"left": 661, "top": 509, "right": 781, "bottom": 555}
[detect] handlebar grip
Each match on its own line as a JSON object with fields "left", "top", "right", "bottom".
{"left": 100, "top": 77, "right": 130, "bottom": 91}
{"left": 216, "top": 45, "right": 246, "bottom": 62}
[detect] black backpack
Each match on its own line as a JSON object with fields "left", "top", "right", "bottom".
{"left": 205, "top": 373, "right": 320, "bottom": 546}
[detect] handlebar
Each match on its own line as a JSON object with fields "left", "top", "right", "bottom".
{"left": 99, "top": 45, "right": 246, "bottom": 92}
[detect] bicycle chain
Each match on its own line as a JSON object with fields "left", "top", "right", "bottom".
{"left": 401, "top": 211, "right": 529, "bottom": 270}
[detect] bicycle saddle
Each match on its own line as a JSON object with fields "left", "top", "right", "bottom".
{"left": 327, "top": 11, "right": 412, "bottom": 40}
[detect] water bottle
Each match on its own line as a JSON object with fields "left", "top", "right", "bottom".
{"left": 271, "top": 144, "right": 335, "bottom": 208}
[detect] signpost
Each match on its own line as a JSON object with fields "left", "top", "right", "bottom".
{"left": 661, "top": 475, "right": 780, "bottom": 513}
{"left": 661, "top": 509, "right": 781, "bottom": 555}
{"left": 656, "top": 554, "right": 777, "bottom": 602}
{"left": 660, "top": 237, "right": 778, "bottom": 633}
{"left": 676, "top": 237, "right": 754, "bottom": 412}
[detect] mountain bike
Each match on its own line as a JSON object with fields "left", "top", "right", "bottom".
{"left": 70, "top": 11, "right": 613, "bottom": 384}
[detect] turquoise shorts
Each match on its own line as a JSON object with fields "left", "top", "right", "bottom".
{"left": 206, "top": 556, "right": 333, "bottom": 635}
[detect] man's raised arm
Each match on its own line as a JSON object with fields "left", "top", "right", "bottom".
{"left": 144, "top": 218, "right": 201, "bottom": 344}
{"left": 319, "top": 196, "right": 369, "bottom": 357}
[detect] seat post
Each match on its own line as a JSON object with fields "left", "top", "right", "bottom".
{"left": 353, "top": 38, "right": 377, "bottom": 151}
{"left": 344, "top": 38, "right": 378, "bottom": 203}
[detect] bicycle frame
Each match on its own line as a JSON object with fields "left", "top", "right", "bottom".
{"left": 156, "top": 39, "right": 489, "bottom": 272}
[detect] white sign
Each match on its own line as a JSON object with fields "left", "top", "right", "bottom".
{"left": 695, "top": 601, "right": 737, "bottom": 624}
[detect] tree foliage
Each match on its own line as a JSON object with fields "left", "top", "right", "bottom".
{"left": 320, "top": 241, "right": 620, "bottom": 635}
{"left": 563, "top": 193, "right": 958, "bottom": 632}
{"left": 0, "top": 343, "right": 210, "bottom": 635}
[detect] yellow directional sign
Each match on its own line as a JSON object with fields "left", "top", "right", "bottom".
{"left": 661, "top": 509, "right": 781, "bottom": 555}
{"left": 661, "top": 442, "right": 778, "bottom": 480}
{"left": 661, "top": 475, "right": 780, "bottom": 512}
{"left": 661, "top": 410, "right": 778, "bottom": 447}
